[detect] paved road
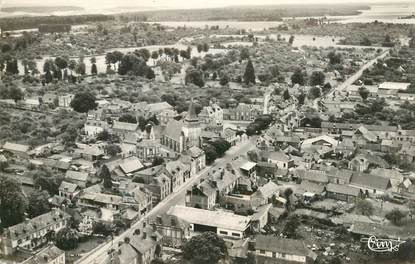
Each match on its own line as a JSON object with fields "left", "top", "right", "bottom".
{"left": 75, "top": 138, "right": 256, "bottom": 264}
{"left": 326, "top": 49, "right": 390, "bottom": 98}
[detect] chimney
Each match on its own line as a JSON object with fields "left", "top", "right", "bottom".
{"left": 134, "top": 229, "right": 140, "bottom": 235}
{"left": 142, "top": 232, "right": 147, "bottom": 239}
{"left": 143, "top": 221, "right": 146, "bottom": 228}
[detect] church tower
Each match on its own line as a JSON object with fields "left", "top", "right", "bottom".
{"left": 182, "top": 100, "right": 202, "bottom": 149}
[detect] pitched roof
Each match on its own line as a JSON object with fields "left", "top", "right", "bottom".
{"left": 119, "top": 156, "right": 144, "bottom": 174}
{"left": 255, "top": 236, "right": 309, "bottom": 256}
{"left": 256, "top": 181, "right": 279, "bottom": 199}
{"left": 350, "top": 173, "right": 391, "bottom": 191}
{"left": 2, "top": 142, "right": 30, "bottom": 153}
{"left": 65, "top": 170, "right": 89, "bottom": 182}
{"left": 379, "top": 82, "right": 410, "bottom": 90}
{"left": 112, "top": 121, "right": 138, "bottom": 131}
{"left": 22, "top": 245, "right": 64, "bottom": 264}
{"left": 162, "top": 119, "right": 184, "bottom": 141}
{"left": 326, "top": 183, "right": 361, "bottom": 197}
{"left": 302, "top": 135, "right": 338, "bottom": 147}
{"left": 59, "top": 181, "right": 78, "bottom": 193}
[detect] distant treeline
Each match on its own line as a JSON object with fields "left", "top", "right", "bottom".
{"left": 2, "top": 6, "right": 84, "bottom": 13}
{"left": 119, "top": 4, "right": 370, "bottom": 22}
{"left": 0, "top": 14, "right": 115, "bottom": 31}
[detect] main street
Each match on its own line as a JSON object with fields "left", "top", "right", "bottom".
{"left": 75, "top": 137, "right": 256, "bottom": 264}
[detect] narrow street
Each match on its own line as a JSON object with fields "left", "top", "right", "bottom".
{"left": 75, "top": 137, "right": 256, "bottom": 264}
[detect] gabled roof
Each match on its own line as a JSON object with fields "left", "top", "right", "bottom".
{"left": 112, "top": 121, "right": 138, "bottom": 132}
{"left": 162, "top": 119, "right": 184, "bottom": 141}
{"left": 326, "top": 183, "right": 361, "bottom": 197}
{"left": 119, "top": 156, "right": 144, "bottom": 174}
{"left": 350, "top": 173, "right": 391, "bottom": 191}
{"left": 2, "top": 142, "right": 29, "bottom": 153}
{"left": 65, "top": 170, "right": 89, "bottom": 182}
{"left": 302, "top": 135, "right": 338, "bottom": 147}
{"left": 255, "top": 236, "right": 309, "bottom": 256}
{"left": 59, "top": 181, "right": 78, "bottom": 193}
{"left": 22, "top": 245, "right": 64, "bottom": 264}
{"left": 256, "top": 181, "right": 279, "bottom": 199}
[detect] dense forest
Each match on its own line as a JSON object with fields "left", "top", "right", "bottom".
{"left": 119, "top": 4, "right": 370, "bottom": 22}
{"left": 0, "top": 14, "right": 115, "bottom": 31}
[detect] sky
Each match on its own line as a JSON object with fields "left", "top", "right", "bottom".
{"left": 3, "top": 0, "right": 408, "bottom": 9}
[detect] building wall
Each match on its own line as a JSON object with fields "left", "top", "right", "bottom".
{"left": 255, "top": 250, "right": 306, "bottom": 263}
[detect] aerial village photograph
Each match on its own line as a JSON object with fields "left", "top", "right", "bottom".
{"left": 0, "top": 0, "right": 415, "bottom": 263}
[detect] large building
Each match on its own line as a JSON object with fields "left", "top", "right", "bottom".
{"left": 0, "top": 209, "right": 70, "bottom": 256}
{"left": 161, "top": 101, "right": 202, "bottom": 153}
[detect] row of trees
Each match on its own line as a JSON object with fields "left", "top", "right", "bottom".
{"left": 203, "top": 139, "right": 232, "bottom": 164}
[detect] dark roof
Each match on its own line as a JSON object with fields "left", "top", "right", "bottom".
{"left": 326, "top": 183, "right": 361, "bottom": 197}
{"left": 350, "top": 173, "right": 391, "bottom": 191}
{"left": 255, "top": 236, "right": 308, "bottom": 256}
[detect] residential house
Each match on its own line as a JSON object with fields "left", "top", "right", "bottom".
{"left": 254, "top": 235, "right": 317, "bottom": 264}
{"left": 186, "top": 167, "right": 240, "bottom": 210}
{"left": 167, "top": 205, "right": 251, "bottom": 239}
{"left": 2, "top": 142, "right": 30, "bottom": 158}
{"left": 21, "top": 245, "right": 65, "bottom": 264}
{"left": 112, "top": 121, "right": 139, "bottom": 139}
{"left": 65, "top": 170, "right": 89, "bottom": 188}
{"left": 181, "top": 146, "right": 206, "bottom": 177}
{"left": 152, "top": 214, "right": 191, "bottom": 248}
{"left": 199, "top": 102, "right": 223, "bottom": 125}
{"left": 165, "top": 160, "right": 190, "bottom": 192}
{"left": 252, "top": 181, "right": 280, "bottom": 206}
{"left": 58, "top": 181, "right": 80, "bottom": 199}
{"left": 137, "top": 139, "right": 162, "bottom": 160}
{"left": 349, "top": 173, "right": 392, "bottom": 195}
{"left": 84, "top": 120, "right": 110, "bottom": 136}
{"left": 119, "top": 156, "right": 145, "bottom": 176}
{"left": 325, "top": 168, "right": 353, "bottom": 185}
{"left": 114, "top": 223, "right": 163, "bottom": 264}
{"left": 222, "top": 128, "right": 239, "bottom": 146}
{"left": 223, "top": 103, "right": 262, "bottom": 121}
{"left": 58, "top": 94, "right": 74, "bottom": 108}
{"left": 0, "top": 209, "right": 70, "bottom": 255}
{"left": 133, "top": 165, "right": 171, "bottom": 204}
{"left": 261, "top": 151, "right": 294, "bottom": 169}
{"left": 326, "top": 183, "right": 363, "bottom": 203}
{"left": 349, "top": 153, "right": 388, "bottom": 172}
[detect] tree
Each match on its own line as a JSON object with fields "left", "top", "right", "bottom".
{"left": 182, "top": 232, "right": 227, "bottom": 264}
{"left": 240, "top": 48, "right": 250, "bottom": 60}
{"left": 151, "top": 50, "right": 159, "bottom": 61}
{"left": 70, "top": 92, "right": 97, "bottom": 113}
{"left": 243, "top": 59, "right": 256, "bottom": 85}
{"left": 0, "top": 176, "right": 28, "bottom": 228}
{"left": 383, "top": 34, "right": 394, "bottom": 47}
{"left": 185, "top": 67, "right": 205, "bottom": 87}
{"left": 100, "top": 165, "right": 113, "bottom": 189}
{"left": 291, "top": 68, "right": 305, "bottom": 85}
{"left": 284, "top": 215, "right": 300, "bottom": 238}
{"left": 309, "top": 87, "right": 321, "bottom": 99}
{"left": 283, "top": 89, "right": 290, "bottom": 101}
{"left": 27, "top": 191, "right": 50, "bottom": 218}
{"left": 310, "top": 71, "right": 325, "bottom": 86}
{"left": 105, "top": 144, "right": 121, "bottom": 157}
{"left": 210, "top": 139, "right": 231, "bottom": 157}
{"left": 152, "top": 157, "right": 164, "bottom": 166}
{"left": 9, "top": 86, "right": 24, "bottom": 102}
{"left": 92, "top": 222, "right": 113, "bottom": 236}
{"left": 219, "top": 74, "right": 230, "bottom": 86}
{"left": 5, "top": 59, "right": 19, "bottom": 75}
{"left": 358, "top": 87, "right": 370, "bottom": 100}
{"left": 288, "top": 35, "right": 295, "bottom": 45}
{"left": 360, "top": 36, "right": 372, "bottom": 46}
{"left": 355, "top": 199, "right": 374, "bottom": 216}
{"left": 328, "top": 51, "right": 342, "bottom": 65}
{"left": 119, "top": 114, "right": 137, "bottom": 124}
{"left": 297, "top": 92, "right": 306, "bottom": 105}
{"left": 91, "top": 57, "right": 98, "bottom": 75}
{"left": 55, "top": 227, "right": 79, "bottom": 250}
{"left": 203, "top": 144, "right": 219, "bottom": 164}
{"left": 385, "top": 209, "right": 407, "bottom": 225}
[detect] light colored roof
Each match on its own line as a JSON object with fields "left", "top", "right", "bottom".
{"left": 187, "top": 146, "right": 204, "bottom": 158}
{"left": 59, "top": 181, "right": 78, "bottom": 193}
{"left": 112, "top": 121, "right": 138, "bottom": 131}
{"left": 167, "top": 205, "right": 251, "bottom": 232}
{"left": 379, "top": 82, "right": 410, "bottom": 90}
{"left": 2, "top": 142, "right": 29, "bottom": 153}
{"left": 81, "top": 192, "right": 123, "bottom": 205}
{"left": 162, "top": 119, "right": 184, "bottom": 141}
{"left": 119, "top": 156, "right": 144, "bottom": 174}
{"left": 240, "top": 161, "right": 257, "bottom": 171}
{"left": 65, "top": 170, "right": 89, "bottom": 182}
{"left": 255, "top": 236, "right": 309, "bottom": 256}
{"left": 256, "top": 181, "right": 279, "bottom": 199}
{"left": 302, "top": 135, "right": 338, "bottom": 147}
{"left": 145, "top": 101, "right": 173, "bottom": 113}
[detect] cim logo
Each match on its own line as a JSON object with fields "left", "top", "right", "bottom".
{"left": 361, "top": 236, "right": 406, "bottom": 252}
